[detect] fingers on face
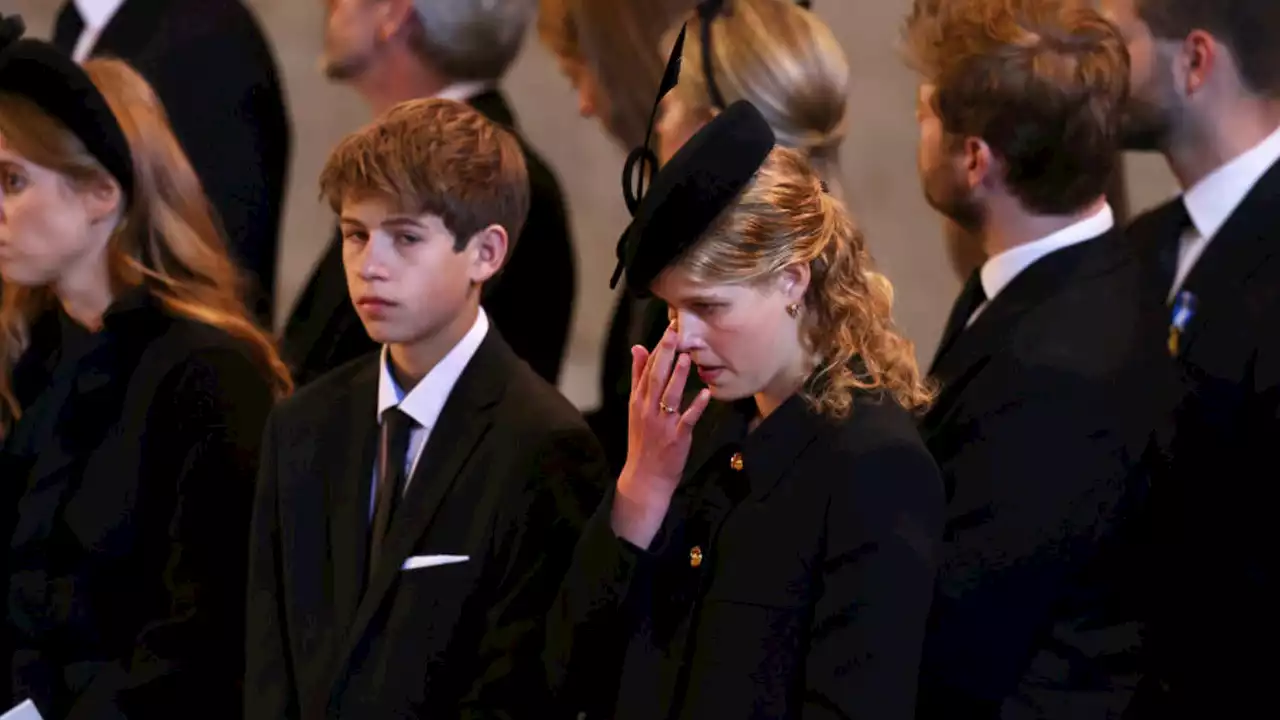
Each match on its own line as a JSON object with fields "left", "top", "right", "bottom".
{"left": 679, "top": 389, "right": 712, "bottom": 431}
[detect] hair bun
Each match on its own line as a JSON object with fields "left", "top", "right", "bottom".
{"left": 0, "top": 15, "right": 26, "bottom": 52}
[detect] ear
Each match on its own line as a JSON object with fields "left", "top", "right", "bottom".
{"left": 378, "top": 0, "right": 418, "bottom": 43}
{"left": 80, "top": 173, "right": 124, "bottom": 227}
{"left": 465, "top": 224, "right": 510, "bottom": 285}
{"left": 962, "top": 136, "right": 993, "bottom": 190}
{"left": 1181, "top": 30, "right": 1217, "bottom": 95}
{"left": 778, "top": 262, "right": 811, "bottom": 305}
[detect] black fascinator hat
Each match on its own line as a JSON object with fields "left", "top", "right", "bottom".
{"left": 0, "top": 14, "right": 135, "bottom": 201}
{"left": 609, "top": 2, "right": 777, "bottom": 296}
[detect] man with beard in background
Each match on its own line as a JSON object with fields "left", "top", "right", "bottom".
{"left": 903, "top": 0, "right": 1171, "bottom": 716}
{"left": 1101, "top": 1, "right": 1280, "bottom": 717}
{"left": 282, "top": 0, "right": 575, "bottom": 387}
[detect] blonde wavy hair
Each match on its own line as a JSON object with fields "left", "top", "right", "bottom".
{"left": 677, "top": 147, "right": 933, "bottom": 417}
{"left": 0, "top": 58, "right": 292, "bottom": 437}
{"left": 668, "top": 0, "right": 850, "bottom": 196}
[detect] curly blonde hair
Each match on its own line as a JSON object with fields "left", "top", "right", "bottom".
{"left": 677, "top": 147, "right": 934, "bottom": 417}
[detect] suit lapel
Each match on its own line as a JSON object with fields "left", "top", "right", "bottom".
{"left": 323, "top": 361, "right": 379, "bottom": 629}
{"left": 927, "top": 233, "right": 1122, "bottom": 422}
{"left": 338, "top": 331, "right": 510, "bottom": 662}
{"left": 929, "top": 270, "right": 984, "bottom": 377}
{"left": 1176, "top": 159, "right": 1280, "bottom": 358}
{"left": 89, "top": 0, "right": 172, "bottom": 60}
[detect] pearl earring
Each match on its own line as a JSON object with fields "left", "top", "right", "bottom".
{"left": 786, "top": 303, "right": 800, "bottom": 318}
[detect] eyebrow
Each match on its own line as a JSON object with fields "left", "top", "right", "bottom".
{"left": 382, "top": 216, "right": 426, "bottom": 230}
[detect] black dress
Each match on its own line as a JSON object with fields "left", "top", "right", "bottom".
{"left": 550, "top": 378, "right": 945, "bottom": 719}
{"left": 0, "top": 291, "right": 275, "bottom": 719}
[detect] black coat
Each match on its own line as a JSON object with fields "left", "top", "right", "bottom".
{"left": 245, "top": 330, "right": 608, "bottom": 718}
{"left": 916, "top": 230, "right": 1171, "bottom": 719}
{"left": 53, "top": 0, "right": 291, "bottom": 326}
{"left": 0, "top": 291, "right": 275, "bottom": 719}
{"left": 1122, "top": 158, "right": 1280, "bottom": 718}
{"left": 550, "top": 386, "right": 945, "bottom": 719}
{"left": 280, "top": 90, "right": 575, "bottom": 387}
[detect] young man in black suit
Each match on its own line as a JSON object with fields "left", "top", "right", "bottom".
{"left": 52, "top": 0, "right": 290, "bottom": 326}
{"left": 245, "top": 99, "right": 607, "bottom": 718}
{"left": 283, "top": 0, "right": 576, "bottom": 386}
{"left": 1102, "top": 1, "right": 1280, "bottom": 715}
{"left": 901, "top": 1, "right": 1171, "bottom": 717}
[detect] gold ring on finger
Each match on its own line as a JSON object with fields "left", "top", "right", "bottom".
{"left": 659, "top": 402, "right": 678, "bottom": 415}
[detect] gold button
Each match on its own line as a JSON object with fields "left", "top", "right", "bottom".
{"left": 729, "top": 452, "right": 744, "bottom": 471}
{"left": 689, "top": 546, "right": 703, "bottom": 568}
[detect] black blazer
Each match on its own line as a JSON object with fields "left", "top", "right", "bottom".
{"left": 1122, "top": 159, "right": 1280, "bottom": 718}
{"left": 549, "top": 386, "right": 945, "bottom": 719}
{"left": 54, "top": 0, "right": 291, "bottom": 325}
{"left": 245, "top": 329, "right": 608, "bottom": 719}
{"left": 916, "top": 230, "right": 1170, "bottom": 719}
{"left": 0, "top": 291, "right": 275, "bottom": 719}
{"left": 280, "top": 90, "right": 575, "bottom": 387}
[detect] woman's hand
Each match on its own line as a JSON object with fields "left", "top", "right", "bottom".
{"left": 611, "top": 325, "right": 712, "bottom": 549}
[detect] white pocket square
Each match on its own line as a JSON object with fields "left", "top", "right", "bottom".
{"left": 401, "top": 554, "right": 470, "bottom": 571}
{"left": 2, "top": 700, "right": 44, "bottom": 720}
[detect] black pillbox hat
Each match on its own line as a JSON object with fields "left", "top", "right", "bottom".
{"left": 609, "top": 7, "right": 776, "bottom": 296}
{"left": 0, "top": 15, "right": 135, "bottom": 201}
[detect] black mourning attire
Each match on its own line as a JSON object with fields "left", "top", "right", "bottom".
{"left": 245, "top": 332, "right": 608, "bottom": 717}
{"left": 916, "top": 224, "right": 1173, "bottom": 719}
{"left": 52, "top": 0, "right": 290, "bottom": 326}
{"left": 1122, "top": 152, "right": 1280, "bottom": 718}
{"left": 2, "top": 293, "right": 275, "bottom": 719}
{"left": 281, "top": 90, "right": 575, "bottom": 387}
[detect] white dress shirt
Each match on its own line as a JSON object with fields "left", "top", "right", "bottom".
{"left": 968, "top": 203, "right": 1116, "bottom": 325}
{"left": 71, "top": 0, "right": 126, "bottom": 63}
{"left": 1169, "top": 123, "right": 1280, "bottom": 299}
{"left": 371, "top": 309, "right": 489, "bottom": 515}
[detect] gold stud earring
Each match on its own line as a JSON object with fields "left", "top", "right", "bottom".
{"left": 786, "top": 303, "right": 800, "bottom": 318}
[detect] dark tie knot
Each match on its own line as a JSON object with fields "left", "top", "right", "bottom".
{"left": 382, "top": 406, "right": 416, "bottom": 444}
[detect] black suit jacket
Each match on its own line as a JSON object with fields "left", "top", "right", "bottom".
{"left": 549, "top": 386, "right": 945, "bottom": 719}
{"left": 54, "top": 0, "right": 290, "bottom": 325}
{"left": 0, "top": 291, "right": 274, "bottom": 719}
{"left": 245, "top": 329, "right": 608, "bottom": 719}
{"left": 916, "top": 230, "right": 1170, "bottom": 719}
{"left": 1122, "top": 159, "right": 1280, "bottom": 718}
{"left": 280, "top": 90, "right": 575, "bottom": 387}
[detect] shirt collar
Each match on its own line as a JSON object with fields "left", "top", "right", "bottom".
{"left": 980, "top": 203, "right": 1115, "bottom": 301}
{"left": 1183, "top": 123, "right": 1280, "bottom": 240}
{"left": 74, "top": 0, "right": 127, "bottom": 30}
{"left": 377, "top": 309, "right": 490, "bottom": 429}
{"left": 434, "top": 81, "right": 495, "bottom": 103}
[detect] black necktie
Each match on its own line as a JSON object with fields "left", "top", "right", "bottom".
{"left": 930, "top": 270, "right": 987, "bottom": 375}
{"left": 368, "top": 407, "right": 415, "bottom": 580}
{"left": 1156, "top": 200, "right": 1192, "bottom": 295}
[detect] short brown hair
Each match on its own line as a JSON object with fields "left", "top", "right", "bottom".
{"left": 1138, "top": 0, "right": 1280, "bottom": 96}
{"left": 319, "top": 98, "right": 530, "bottom": 252}
{"left": 902, "top": 0, "right": 1130, "bottom": 214}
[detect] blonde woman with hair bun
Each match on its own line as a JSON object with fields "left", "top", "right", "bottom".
{"left": 657, "top": 0, "right": 850, "bottom": 197}
{"left": 0, "top": 17, "right": 287, "bottom": 718}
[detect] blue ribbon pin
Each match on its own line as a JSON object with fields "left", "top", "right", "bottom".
{"left": 1168, "top": 290, "right": 1197, "bottom": 356}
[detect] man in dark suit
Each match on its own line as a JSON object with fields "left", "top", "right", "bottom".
{"left": 901, "top": 1, "right": 1170, "bottom": 717}
{"left": 1102, "top": 1, "right": 1280, "bottom": 715}
{"left": 52, "top": 0, "right": 290, "bottom": 326}
{"left": 282, "top": 0, "right": 575, "bottom": 386}
{"left": 245, "top": 99, "right": 606, "bottom": 717}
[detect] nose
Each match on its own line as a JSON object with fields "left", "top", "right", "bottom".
{"left": 671, "top": 312, "right": 705, "bottom": 355}
{"left": 355, "top": 238, "right": 392, "bottom": 282}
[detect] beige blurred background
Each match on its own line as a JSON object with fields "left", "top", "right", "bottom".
{"left": 3, "top": 0, "right": 1180, "bottom": 410}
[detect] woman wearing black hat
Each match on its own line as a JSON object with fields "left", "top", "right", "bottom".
{"left": 0, "top": 16, "right": 289, "bottom": 719}
{"left": 547, "top": 28, "right": 945, "bottom": 716}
